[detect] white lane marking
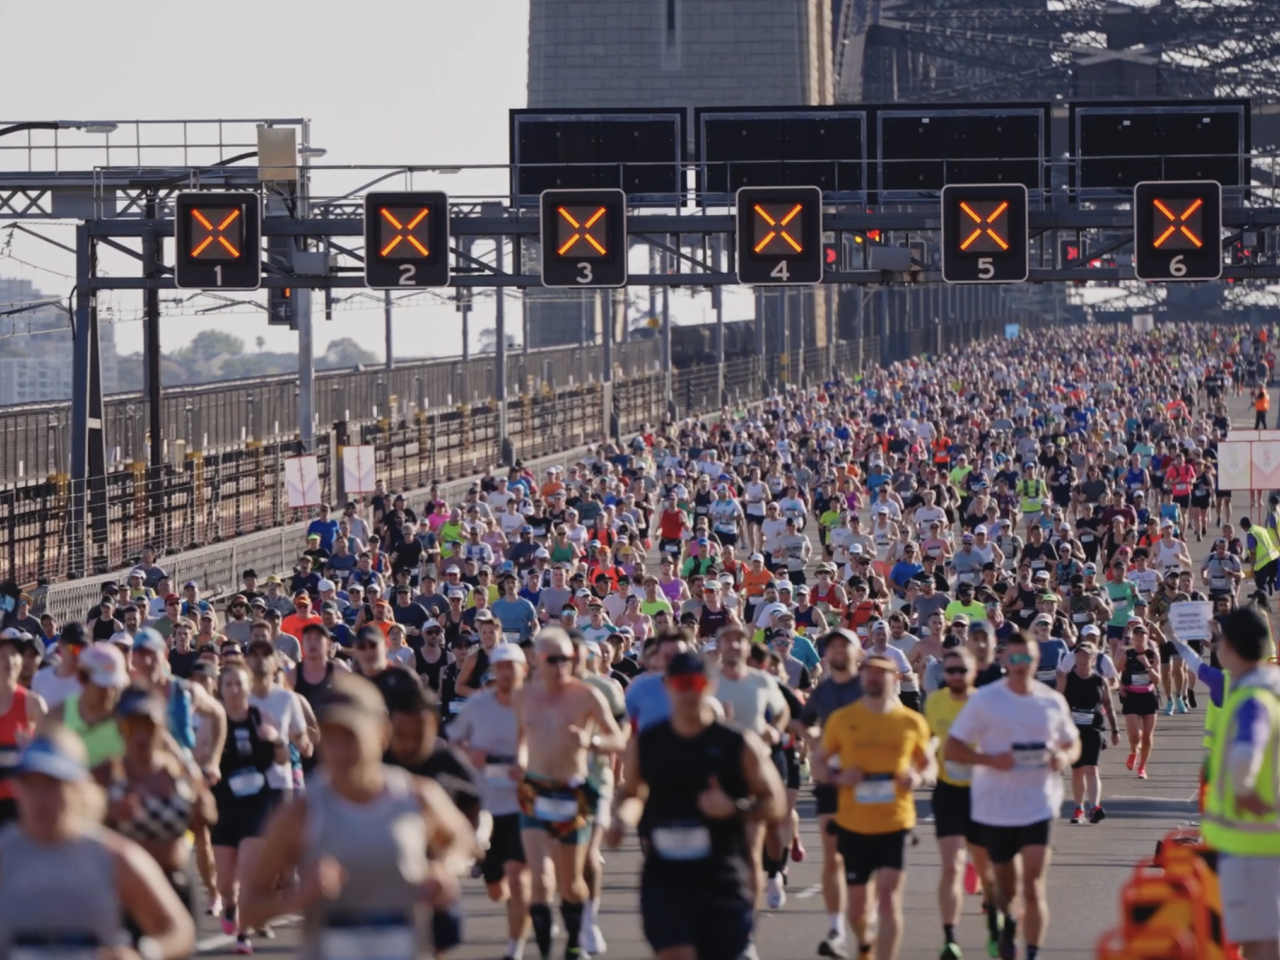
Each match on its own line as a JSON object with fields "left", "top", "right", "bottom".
{"left": 795, "top": 884, "right": 823, "bottom": 899}
{"left": 197, "top": 915, "right": 300, "bottom": 953}
{"left": 1105, "top": 794, "right": 1196, "bottom": 803}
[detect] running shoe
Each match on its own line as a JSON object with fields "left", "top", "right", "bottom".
{"left": 999, "top": 920, "right": 1017, "bottom": 960}
{"left": 234, "top": 936, "right": 253, "bottom": 956}
{"left": 766, "top": 874, "right": 787, "bottom": 910}
{"left": 986, "top": 910, "right": 1003, "bottom": 959}
{"left": 1090, "top": 806, "right": 1107, "bottom": 824}
{"left": 1126, "top": 753, "right": 1137, "bottom": 771}
{"left": 206, "top": 894, "right": 223, "bottom": 917}
{"left": 964, "top": 861, "right": 981, "bottom": 895}
{"left": 221, "top": 909, "right": 237, "bottom": 938}
{"left": 1137, "top": 766, "right": 1149, "bottom": 779}
{"left": 792, "top": 834, "right": 807, "bottom": 862}
{"left": 940, "top": 944, "right": 964, "bottom": 960}
{"left": 818, "top": 932, "right": 849, "bottom": 958}
{"left": 1188, "top": 689, "right": 1198, "bottom": 709}
{"left": 1163, "top": 699, "right": 1175, "bottom": 716}
{"left": 582, "top": 924, "right": 606, "bottom": 955}
{"left": 1070, "top": 806, "right": 1084, "bottom": 824}
{"left": 1175, "top": 697, "right": 1189, "bottom": 715}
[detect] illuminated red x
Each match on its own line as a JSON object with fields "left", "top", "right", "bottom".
{"left": 1153, "top": 198, "right": 1203, "bottom": 249}
{"left": 190, "top": 208, "right": 242, "bottom": 258}
{"left": 958, "top": 200, "right": 1009, "bottom": 252}
{"left": 754, "top": 204, "right": 803, "bottom": 254}
{"left": 557, "top": 206, "right": 608, "bottom": 256}
{"left": 380, "top": 207, "right": 431, "bottom": 257}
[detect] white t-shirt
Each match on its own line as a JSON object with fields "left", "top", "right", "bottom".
{"left": 32, "top": 669, "right": 81, "bottom": 710}
{"left": 249, "top": 687, "right": 309, "bottom": 791}
{"left": 714, "top": 668, "right": 787, "bottom": 736}
{"left": 947, "top": 679, "right": 1079, "bottom": 827}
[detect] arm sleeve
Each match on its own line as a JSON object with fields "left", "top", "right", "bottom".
{"left": 1228, "top": 697, "right": 1272, "bottom": 794}
{"left": 1197, "top": 664, "right": 1226, "bottom": 707}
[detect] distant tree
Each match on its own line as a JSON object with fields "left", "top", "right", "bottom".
{"left": 255, "top": 335, "right": 266, "bottom": 352}
{"left": 320, "top": 338, "right": 378, "bottom": 368}
{"left": 184, "top": 330, "right": 245, "bottom": 362}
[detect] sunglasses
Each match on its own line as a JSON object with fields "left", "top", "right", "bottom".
{"left": 355, "top": 641, "right": 380, "bottom": 650}
{"left": 1007, "top": 652, "right": 1035, "bottom": 666}
{"left": 668, "top": 673, "right": 709, "bottom": 693}
{"left": 545, "top": 654, "right": 572, "bottom": 666}
{"left": 943, "top": 666, "right": 968, "bottom": 675}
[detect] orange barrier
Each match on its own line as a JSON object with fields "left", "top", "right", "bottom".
{"left": 1097, "top": 829, "right": 1239, "bottom": 959}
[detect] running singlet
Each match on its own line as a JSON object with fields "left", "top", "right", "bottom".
{"left": 0, "top": 688, "right": 29, "bottom": 802}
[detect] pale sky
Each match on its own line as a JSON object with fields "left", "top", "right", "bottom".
{"left": 0, "top": 0, "right": 743, "bottom": 361}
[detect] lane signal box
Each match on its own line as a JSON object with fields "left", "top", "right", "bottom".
{"left": 539, "top": 188, "right": 629, "bottom": 288}
{"left": 735, "top": 186, "right": 823, "bottom": 285}
{"left": 174, "top": 192, "right": 262, "bottom": 290}
{"left": 364, "top": 192, "right": 451, "bottom": 289}
{"left": 940, "top": 184, "right": 1028, "bottom": 284}
{"left": 1133, "top": 180, "right": 1222, "bottom": 281}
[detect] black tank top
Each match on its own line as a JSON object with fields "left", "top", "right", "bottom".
{"left": 697, "top": 606, "right": 732, "bottom": 638}
{"left": 1062, "top": 670, "right": 1104, "bottom": 727}
{"left": 214, "top": 707, "right": 275, "bottom": 805}
{"left": 415, "top": 646, "right": 448, "bottom": 692}
{"left": 638, "top": 719, "right": 752, "bottom": 899}
{"left": 291, "top": 663, "right": 334, "bottom": 772}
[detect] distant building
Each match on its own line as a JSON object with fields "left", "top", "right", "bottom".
{"left": 0, "top": 276, "right": 117, "bottom": 404}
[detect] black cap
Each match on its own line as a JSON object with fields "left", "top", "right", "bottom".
{"left": 242, "top": 569, "right": 257, "bottom": 579}
{"left": 301, "top": 622, "right": 332, "bottom": 640}
{"left": 60, "top": 622, "right": 88, "bottom": 646}
{"left": 355, "top": 625, "right": 384, "bottom": 645}
{"left": 665, "top": 651, "right": 707, "bottom": 678}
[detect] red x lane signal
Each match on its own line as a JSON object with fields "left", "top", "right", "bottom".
{"left": 556, "top": 205, "right": 609, "bottom": 258}
{"left": 189, "top": 207, "right": 244, "bottom": 260}
{"left": 378, "top": 207, "right": 432, "bottom": 258}
{"left": 957, "top": 199, "right": 1010, "bottom": 253}
{"left": 752, "top": 203, "right": 805, "bottom": 255}
{"left": 1151, "top": 197, "right": 1204, "bottom": 250}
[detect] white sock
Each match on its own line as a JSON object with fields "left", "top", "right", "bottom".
{"left": 582, "top": 898, "right": 597, "bottom": 928}
{"left": 507, "top": 937, "right": 526, "bottom": 960}
{"left": 829, "top": 913, "right": 846, "bottom": 938}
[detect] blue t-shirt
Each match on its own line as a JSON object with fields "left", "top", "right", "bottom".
{"left": 307, "top": 518, "right": 340, "bottom": 552}
{"left": 790, "top": 634, "right": 820, "bottom": 670}
{"left": 624, "top": 671, "right": 670, "bottom": 732}
{"left": 491, "top": 597, "right": 539, "bottom": 640}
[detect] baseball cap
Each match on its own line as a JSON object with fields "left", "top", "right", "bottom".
{"left": 15, "top": 735, "right": 88, "bottom": 782}
{"left": 80, "top": 643, "right": 129, "bottom": 689}
{"left": 183, "top": 581, "right": 198, "bottom": 589}
{"left": 114, "top": 686, "right": 168, "bottom": 723}
{"left": 472, "top": 610, "right": 495, "bottom": 622}
{"left": 132, "top": 628, "right": 167, "bottom": 656}
{"left": 666, "top": 651, "right": 708, "bottom": 678}
{"left": 489, "top": 644, "right": 527, "bottom": 666}
{"left": 317, "top": 578, "right": 335, "bottom": 592}
{"left": 1032, "top": 614, "right": 1053, "bottom": 626}
{"left": 128, "top": 567, "right": 145, "bottom": 579}
{"left": 1080, "top": 624, "right": 1101, "bottom": 637}
{"left": 164, "top": 593, "right": 182, "bottom": 604}
{"left": 317, "top": 673, "right": 389, "bottom": 731}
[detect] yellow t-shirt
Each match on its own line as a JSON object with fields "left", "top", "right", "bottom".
{"left": 924, "top": 690, "right": 971, "bottom": 787}
{"left": 823, "top": 700, "right": 930, "bottom": 835}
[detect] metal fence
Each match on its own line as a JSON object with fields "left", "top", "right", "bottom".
{"left": 0, "top": 339, "right": 664, "bottom": 483}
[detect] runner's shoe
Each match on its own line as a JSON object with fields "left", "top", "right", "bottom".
{"left": 1090, "top": 806, "right": 1107, "bottom": 824}
{"left": 940, "top": 944, "right": 963, "bottom": 960}
{"left": 766, "top": 874, "right": 787, "bottom": 909}
{"left": 817, "top": 932, "right": 849, "bottom": 958}
{"left": 1175, "top": 697, "right": 1189, "bottom": 714}
{"left": 1070, "top": 806, "right": 1084, "bottom": 823}
{"left": 582, "top": 924, "right": 606, "bottom": 955}
{"left": 1188, "top": 689, "right": 1198, "bottom": 709}
{"left": 206, "top": 893, "right": 223, "bottom": 917}
{"left": 964, "top": 861, "right": 981, "bottom": 895}
{"left": 234, "top": 936, "right": 253, "bottom": 956}
{"left": 1126, "top": 753, "right": 1137, "bottom": 771}
{"left": 1137, "top": 766, "right": 1149, "bottom": 779}
{"left": 1163, "top": 699, "right": 1175, "bottom": 716}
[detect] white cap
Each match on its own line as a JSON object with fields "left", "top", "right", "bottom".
{"left": 317, "top": 578, "right": 335, "bottom": 592}
{"left": 109, "top": 630, "right": 134, "bottom": 650}
{"left": 488, "top": 644, "right": 527, "bottom": 666}
{"left": 1080, "top": 624, "right": 1101, "bottom": 637}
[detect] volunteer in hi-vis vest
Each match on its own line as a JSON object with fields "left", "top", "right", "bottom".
{"left": 1201, "top": 606, "right": 1280, "bottom": 953}
{"left": 1018, "top": 465, "right": 1046, "bottom": 530}
{"left": 1242, "top": 517, "right": 1280, "bottom": 600}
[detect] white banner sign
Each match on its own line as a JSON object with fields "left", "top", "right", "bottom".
{"left": 284, "top": 455, "right": 323, "bottom": 508}
{"left": 1169, "top": 601, "right": 1214, "bottom": 642}
{"left": 1218, "top": 441, "right": 1254, "bottom": 491}
{"left": 342, "top": 445, "right": 377, "bottom": 495}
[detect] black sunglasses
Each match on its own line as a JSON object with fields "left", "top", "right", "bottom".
{"left": 545, "top": 654, "right": 572, "bottom": 665}
{"left": 943, "top": 666, "right": 968, "bottom": 675}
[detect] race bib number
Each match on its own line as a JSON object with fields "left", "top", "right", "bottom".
{"left": 650, "top": 823, "right": 712, "bottom": 860}
{"left": 533, "top": 795, "right": 579, "bottom": 823}
{"left": 484, "top": 764, "right": 512, "bottom": 782}
{"left": 227, "top": 769, "right": 266, "bottom": 798}
{"left": 1211, "top": 577, "right": 1227, "bottom": 590}
{"left": 1130, "top": 673, "right": 1150, "bottom": 688}
{"left": 1011, "top": 741, "right": 1048, "bottom": 769}
{"left": 321, "top": 919, "right": 414, "bottom": 960}
{"left": 854, "top": 775, "right": 896, "bottom": 805}
{"left": 1036, "top": 669, "right": 1057, "bottom": 684}
{"left": 1071, "top": 710, "right": 1096, "bottom": 726}
{"left": 943, "top": 760, "right": 971, "bottom": 783}
{"left": 448, "top": 699, "right": 467, "bottom": 715}
{"left": 502, "top": 632, "right": 521, "bottom": 644}
{"left": 1072, "top": 612, "right": 1089, "bottom": 623}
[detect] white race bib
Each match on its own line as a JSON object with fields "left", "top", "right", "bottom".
{"left": 854, "top": 776, "right": 897, "bottom": 805}
{"left": 1130, "top": 672, "right": 1150, "bottom": 688}
{"left": 227, "top": 769, "right": 266, "bottom": 798}
{"left": 502, "top": 632, "right": 521, "bottom": 644}
{"left": 1072, "top": 612, "right": 1089, "bottom": 623}
{"left": 448, "top": 699, "right": 467, "bottom": 715}
{"left": 1036, "top": 669, "right": 1057, "bottom": 684}
{"left": 484, "top": 763, "right": 511, "bottom": 782}
{"left": 533, "top": 795, "right": 579, "bottom": 822}
{"left": 320, "top": 925, "right": 414, "bottom": 960}
{"left": 943, "top": 760, "right": 971, "bottom": 783}
{"left": 650, "top": 824, "right": 712, "bottom": 860}
{"left": 1011, "top": 742, "right": 1048, "bottom": 769}
{"left": 1071, "top": 709, "right": 1096, "bottom": 726}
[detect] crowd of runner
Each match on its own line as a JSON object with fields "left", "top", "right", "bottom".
{"left": 0, "top": 321, "right": 1277, "bottom": 960}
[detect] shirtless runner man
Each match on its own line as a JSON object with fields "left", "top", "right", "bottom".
{"left": 514, "top": 628, "right": 628, "bottom": 960}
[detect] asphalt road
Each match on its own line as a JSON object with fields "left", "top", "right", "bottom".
{"left": 196, "top": 388, "right": 1255, "bottom": 960}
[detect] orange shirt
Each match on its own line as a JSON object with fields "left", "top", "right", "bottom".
{"left": 281, "top": 612, "right": 322, "bottom": 637}
{"left": 743, "top": 567, "right": 772, "bottom": 598}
